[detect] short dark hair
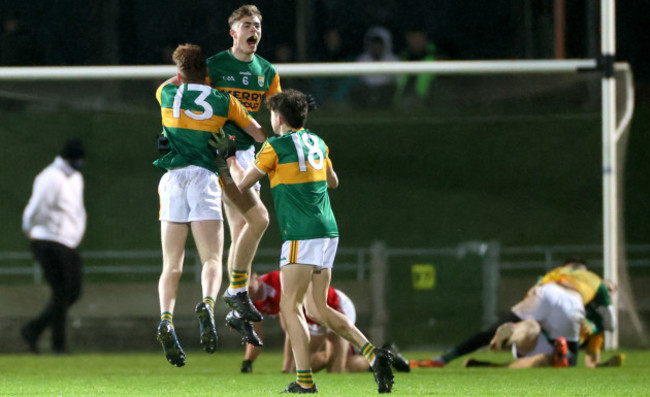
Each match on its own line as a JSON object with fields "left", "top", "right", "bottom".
{"left": 266, "top": 89, "right": 308, "bottom": 129}
{"left": 562, "top": 257, "right": 588, "bottom": 270}
{"left": 228, "top": 5, "right": 262, "bottom": 28}
{"left": 61, "top": 138, "right": 84, "bottom": 160}
{"left": 172, "top": 43, "right": 206, "bottom": 82}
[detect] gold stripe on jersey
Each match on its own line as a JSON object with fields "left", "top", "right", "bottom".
{"left": 160, "top": 108, "right": 229, "bottom": 132}
{"left": 267, "top": 162, "right": 328, "bottom": 189}
{"left": 267, "top": 74, "right": 282, "bottom": 97}
{"left": 540, "top": 266, "right": 602, "bottom": 305}
{"left": 213, "top": 86, "right": 266, "bottom": 112}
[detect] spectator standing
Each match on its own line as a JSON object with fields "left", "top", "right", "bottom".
{"left": 394, "top": 28, "right": 439, "bottom": 108}
{"left": 352, "top": 26, "right": 400, "bottom": 108}
{"left": 20, "top": 139, "right": 86, "bottom": 354}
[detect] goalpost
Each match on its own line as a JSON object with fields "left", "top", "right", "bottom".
{"left": 0, "top": 0, "right": 633, "bottom": 349}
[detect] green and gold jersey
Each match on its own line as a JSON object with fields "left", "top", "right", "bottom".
{"left": 206, "top": 50, "right": 281, "bottom": 150}
{"left": 153, "top": 82, "right": 252, "bottom": 172}
{"left": 254, "top": 129, "right": 338, "bottom": 241}
{"left": 540, "top": 266, "right": 611, "bottom": 306}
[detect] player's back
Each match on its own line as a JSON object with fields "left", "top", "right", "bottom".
{"left": 256, "top": 128, "right": 338, "bottom": 241}
{"left": 541, "top": 266, "right": 604, "bottom": 305}
{"left": 155, "top": 82, "right": 232, "bottom": 172}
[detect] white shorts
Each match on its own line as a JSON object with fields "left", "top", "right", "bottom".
{"left": 511, "top": 283, "right": 584, "bottom": 342}
{"left": 512, "top": 334, "right": 554, "bottom": 359}
{"left": 280, "top": 237, "right": 339, "bottom": 269}
{"left": 308, "top": 289, "right": 356, "bottom": 336}
{"left": 236, "top": 147, "right": 261, "bottom": 191}
{"left": 158, "top": 165, "right": 223, "bottom": 222}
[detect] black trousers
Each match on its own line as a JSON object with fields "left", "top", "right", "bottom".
{"left": 452, "top": 311, "right": 580, "bottom": 366}
{"left": 24, "top": 240, "right": 83, "bottom": 352}
{"left": 453, "top": 311, "right": 522, "bottom": 357}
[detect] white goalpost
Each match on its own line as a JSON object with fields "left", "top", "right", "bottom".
{"left": 0, "top": 0, "right": 632, "bottom": 349}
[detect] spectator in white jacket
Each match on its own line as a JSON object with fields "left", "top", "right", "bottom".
{"left": 21, "top": 138, "right": 86, "bottom": 354}
{"left": 352, "top": 26, "right": 400, "bottom": 108}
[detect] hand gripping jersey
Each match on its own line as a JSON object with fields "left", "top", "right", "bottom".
{"left": 254, "top": 270, "right": 342, "bottom": 326}
{"left": 254, "top": 129, "right": 338, "bottom": 241}
{"left": 154, "top": 82, "right": 252, "bottom": 172}
{"left": 206, "top": 50, "right": 281, "bottom": 150}
{"left": 540, "top": 266, "right": 611, "bottom": 307}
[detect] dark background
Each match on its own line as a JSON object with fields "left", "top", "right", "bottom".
{"left": 1, "top": 1, "right": 649, "bottom": 350}
{"left": 1, "top": 0, "right": 649, "bottom": 87}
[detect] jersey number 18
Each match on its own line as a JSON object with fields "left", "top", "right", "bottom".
{"left": 291, "top": 133, "right": 324, "bottom": 172}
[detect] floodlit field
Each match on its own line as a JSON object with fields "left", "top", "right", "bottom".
{"left": 1, "top": 349, "right": 648, "bottom": 396}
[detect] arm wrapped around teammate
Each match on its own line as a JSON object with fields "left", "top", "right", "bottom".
{"left": 209, "top": 129, "right": 237, "bottom": 159}
{"left": 157, "top": 133, "right": 171, "bottom": 155}
{"left": 306, "top": 93, "right": 318, "bottom": 112}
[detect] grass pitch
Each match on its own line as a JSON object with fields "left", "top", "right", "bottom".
{"left": 1, "top": 349, "right": 648, "bottom": 396}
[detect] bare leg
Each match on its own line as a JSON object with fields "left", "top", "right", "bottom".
{"left": 304, "top": 269, "right": 368, "bottom": 349}
{"left": 159, "top": 221, "right": 189, "bottom": 314}
{"left": 157, "top": 221, "right": 189, "bottom": 366}
{"left": 309, "top": 334, "right": 328, "bottom": 372}
{"left": 346, "top": 354, "right": 372, "bottom": 372}
{"left": 279, "top": 264, "right": 314, "bottom": 371}
{"left": 325, "top": 333, "right": 350, "bottom": 373}
{"left": 190, "top": 220, "right": 224, "bottom": 299}
{"left": 222, "top": 185, "right": 268, "bottom": 277}
{"left": 490, "top": 319, "right": 541, "bottom": 355}
{"left": 508, "top": 353, "right": 553, "bottom": 368}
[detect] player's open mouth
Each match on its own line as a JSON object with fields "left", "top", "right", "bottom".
{"left": 247, "top": 35, "right": 258, "bottom": 45}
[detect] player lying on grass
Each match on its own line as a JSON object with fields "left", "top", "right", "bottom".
{"left": 236, "top": 270, "right": 410, "bottom": 374}
{"left": 464, "top": 315, "right": 623, "bottom": 368}
{"left": 212, "top": 89, "right": 395, "bottom": 393}
{"left": 464, "top": 277, "right": 619, "bottom": 369}
{"left": 153, "top": 43, "right": 264, "bottom": 367}
{"left": 414, "top": 259, "right": 615, "bottom": 368}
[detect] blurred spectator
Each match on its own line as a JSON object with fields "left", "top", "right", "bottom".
{"left": 311, "top": 28, "right": 353, "bottom": 108}
{"left": 21, "top": 139, "right": 86, "bottom": 354}
{"left": 394, "top": 28, "right": 440, "bottom": 108}
{"left": 0, "top": 13, "right": 42, "bottom": 65}
{"left": 352, "top": 26, "right": 399, "bottom": 108}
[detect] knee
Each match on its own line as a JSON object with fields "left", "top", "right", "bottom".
{"left": 280, "top": 298, "right": 302, "bottom": 317}
{"left": 161, "top": 267, "right": 183, "bottom": 280}
{"left": 520, "top": 318, "right": 541, "bottom": 334}
{"left": 304, "top": 307, "right": 324, "bottom": 326}
{"left": 250, "top": 205, "right": 269, "bottom": 232}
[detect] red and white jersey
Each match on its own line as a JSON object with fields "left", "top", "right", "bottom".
{"left": 254, "top": 270, "right": 343, "bottom": 325}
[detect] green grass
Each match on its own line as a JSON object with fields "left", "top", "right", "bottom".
{"left": 1, "top": 350, "right": 648, "bottom": 396}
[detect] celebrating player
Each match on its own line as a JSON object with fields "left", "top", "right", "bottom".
{"left": 214, "top": 89, "right": 394, "bottom": 394}
{"left": 153, "top": 43, "right": 264, "bottom": 367}
{"left": 205, "top": 4, "right": 280, "bottom": 328}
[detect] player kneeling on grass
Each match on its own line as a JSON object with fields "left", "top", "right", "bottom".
{"left": 238, "top": 270, "right": 410, "bottom": 375}
{"left": 153, "top": 43, "right": 265, "bottom": 367}
{"left": 213, "top": 89, "right": 394, "bottom": 393}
